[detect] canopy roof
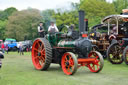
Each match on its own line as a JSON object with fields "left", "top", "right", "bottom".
{"left": 101, "top": 15, "right": 128, "bottom": 24}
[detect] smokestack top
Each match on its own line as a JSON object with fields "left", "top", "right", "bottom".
{"left": 79, "top": 10, "right": 85, "bottom": 34}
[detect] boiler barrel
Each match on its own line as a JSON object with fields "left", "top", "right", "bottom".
{"left": 57, "top": 40, "right": 75, "bottom": 47}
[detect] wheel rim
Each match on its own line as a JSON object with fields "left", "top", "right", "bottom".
{"left": 88, "top": 52, "right": 102, "bottom": 72}
{"left": 61, "top": 53, "right": 75, "bottom": 75}
{"left": 108, "top": 44, "right": 123, "bottom": 63}
{"left": 32, "top": 39, "right": 46, "bottom": 70}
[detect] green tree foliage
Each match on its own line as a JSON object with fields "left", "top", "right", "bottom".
{"left": 113, "top": 0, "right": 128, "bottom": 13}
{"left": 0, "top": 20, "right": 7, "bottom": 39}
{"left": 41, "top": 9, "right": 55, "bottom": 30}
{"left": 0, "top": 7, "right": 17, "bottom": 39}
{"left": 6, "top": 9, "right": 42, "bottom": 41}
{"left": 53, "top": 10, "right": 79, "bottom": 32}
{"left": 0, "top": 7, "right": 17, "bottom": 20}
{"left": 79, "top": 0, "right": 116, "bottom": 28}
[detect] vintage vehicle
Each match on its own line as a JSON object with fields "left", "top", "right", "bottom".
{"left": 31, "top": 11, "right": 104, "bottom": 75}
{"left": 89, "top": 24, "right": 110, "bottom": 58}
{"left": 18, "top": 40, "right": 32, "bottom": 51}
{"left": 106, "top": 9, "right": 128, "bottom": 64}
{"left": 89, "top": 9, "right": 128, "bottom": 62}
{"left": 4, "top": 38, "right": 17, "bottom": 51}
{"left": 0, "top": 50, "right": 4, "bottom": 68}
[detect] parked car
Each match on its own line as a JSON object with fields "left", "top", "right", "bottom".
{"left": 18, "top": 40, "right": 33, "bottom": 51}
{"left": 4, "top": 38, "right": 17, "bottom": 51}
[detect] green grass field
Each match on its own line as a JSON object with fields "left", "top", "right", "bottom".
{"left": 0, "top": 52, "right": 128, "bottom": 85}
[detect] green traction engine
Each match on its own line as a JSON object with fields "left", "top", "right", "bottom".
{"left": 31, "top": 11, "right": 104, "bottom": 75}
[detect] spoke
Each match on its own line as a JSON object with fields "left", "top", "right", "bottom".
{"left": 40, "top": 44, "right": 44, "bottom": 50}
{"left": 34, "top": 56, "right": 39, "bottom": 60}
{"left": 37, "top": 63, "right": 40, "bottom": 66}
{"left": 92, "top": 64, "right": 95, "bottom": 70}
{"left": 41, "top": 56, "right": 45, "bottom": 62}
{"left": 37, "top": 42, "right": 40, "bottom": 47}
{"left": 67, "top": 66, "right": 70, "bottom": 72}
{"left": 69, "top": 55, "right": 72, "bottom": 60}
{"left": 33, "top": 48, "right": 39, "bottom": 52}
{"left": 95, "top": 56, "right": 99, "bottom": 59}
{"left": 41, "top": 49, "right": 45, "bottom": 54}
{"left": 40, "top": 61, "right": 44, "bottom": 66}
{"left": 96, "top": 63, "right": 100, "bottom": 66}
{"left": 69, "top": 59, "right": 74, "bottom": 67}
{"left": 95, "top": 59, "right": 100, "bottom": 63}
{"left": 65, "top": 56, "right": 68, "bottom": 61}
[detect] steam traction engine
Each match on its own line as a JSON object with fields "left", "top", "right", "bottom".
{"left": 31, "top": 11, "right": 104, "bottom": 75}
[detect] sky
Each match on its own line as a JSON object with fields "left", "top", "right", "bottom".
{"left": 0, "top": 0, "right": 80, "bottom": 11}
{"left": 0, "top": 0, "right": 112, "bottom": 11}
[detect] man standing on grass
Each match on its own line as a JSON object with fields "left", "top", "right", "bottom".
{"left": 19, "top": 43, "right": 24, "bottom": 55}
{"left": 1, "top": 42, "right": 5, "bottom": 53}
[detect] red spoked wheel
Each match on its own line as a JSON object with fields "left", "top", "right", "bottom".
{"left": 123, "top": 46, "right": 128, "bottom": 65}
{"left": 88, "top": 51, "right": 104, "bottom": 73}
{"left": 32, "top": 38, "right": 52, "bottom": 70}
{"left": 61, "top": 52, "right": 78, "bottom": 75}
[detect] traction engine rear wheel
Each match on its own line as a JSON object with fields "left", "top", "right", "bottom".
{"left": 88, "top": 51, "right": 104, "bottom": 73}
{"left": 61, "top": 52, "right": 78, "bottom": 75}
{"left": 31, "top": 38, "right": 52, "bottom": 70}
{"left": 107, "top": 42, "right": 123, "bottom": 64}
{"left": 123, "top": 46, "right": 128, "bottom": 65}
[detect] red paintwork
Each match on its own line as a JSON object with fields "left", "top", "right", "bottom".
{"left": 77, "top": 52, "right": 101, "bottom": 72}
{"left": 61, "top": 53, "right": 75, "bottom": 75}
{"left": 82, "top": 34, "right": 88, "bottom": 37}
{"left": 32, "top": 39, "right": 45, "bottom": 70}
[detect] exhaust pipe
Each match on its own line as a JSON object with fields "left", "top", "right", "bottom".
{"left": 79, "top": 10, "right": 88, "bottom": 38}
{"left": 79, "top": 10, "right": 85, "bottom": 34}
{"left": 84, "top": 19, "right": 88, "bottom": 32}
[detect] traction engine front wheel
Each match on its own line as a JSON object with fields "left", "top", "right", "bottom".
{"left": 61, "top": 52, "right": 78, "bottom": 75}
{"left": 88, "top": 51, "right": 104, "bottom": 73}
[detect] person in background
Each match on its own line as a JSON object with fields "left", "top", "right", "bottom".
{"left": 5, "top": 44, "right": 8, "bottom": 54}
{"left": 0, "top": 49, "right": 4, "bottom": 68}
{"left": 17, "top": 42, "right": 20, "bottom": 53}
{"left": 48, "top": 21, "right": 59, "bottom": 33}
{"left": 19, "top": 43, "right": 24, "bottom": 55}
{"left": 1, "top": 42, "right": 5, "bottom": 53}
{"left": 38, "top": 22, "right": 45, "bottom": 37}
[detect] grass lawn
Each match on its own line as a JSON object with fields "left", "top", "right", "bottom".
{"left": 0, "top": 52, "right": 128, "bottom": 85}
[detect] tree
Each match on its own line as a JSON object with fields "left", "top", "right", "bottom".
{"left": 0, "top": 7, "right": 17, "bottom": 20}
{"left": 112, "top": 0, "right": 128, "bottom": 13}
{"left": 53, "top": 11, "right": 79, "bottom": 32}
{"left": 41, "top": 9, "right": 55, "bottom": 31}
{"left": 0, "top": 20, "right": 7, "bottom": 39}
{"left": 79, "top": 0, "right": 116, "bottom": 28}
{"left": 6, "top": 9, "right": 42, "bottom": 41}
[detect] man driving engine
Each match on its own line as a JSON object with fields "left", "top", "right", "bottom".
{"left": 48, "top": 21, "right": 59, "bottom": 33}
